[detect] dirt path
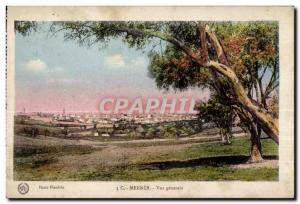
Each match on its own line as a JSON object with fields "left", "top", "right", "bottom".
{"left": 15, "top": 131, "right": 248, "bottom": 149}
{"left": 231, "top": 159, "right": 278, "bottom": 169}
{"left": 78, "top": 132, "right": 247, "bottom": 147}
{"left": 48, "top": 142, "right": 197, "bottom": 174}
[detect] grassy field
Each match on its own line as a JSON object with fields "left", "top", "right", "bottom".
{"left": 14, "top": 136, "right": 278, "bottom": 181}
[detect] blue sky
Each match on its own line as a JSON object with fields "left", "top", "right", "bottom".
{"left": 15, "top": 23, "right": 209, "bottom": 112}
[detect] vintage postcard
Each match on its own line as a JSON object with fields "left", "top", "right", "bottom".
{"left": 6, "top": 6, "right": 294, "bottom": 198}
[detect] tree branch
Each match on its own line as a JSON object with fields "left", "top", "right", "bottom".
{"left": 205, "top": 25, "right": 229, "bottom": 65}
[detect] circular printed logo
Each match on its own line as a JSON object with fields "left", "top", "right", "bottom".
{"left": 18, "top": 183, "right": 29, "bottom": 195}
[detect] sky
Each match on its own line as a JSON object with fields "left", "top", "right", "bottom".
{"left": 15, "top": 23, "right": 209, "bottom": 113}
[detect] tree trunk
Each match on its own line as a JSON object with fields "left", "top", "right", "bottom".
{"left": 248, "top": 125, "right": 263, "bottom": 163}
{"left": 225, "top": 132, "right": 232, "bottom": 145}
{"left": 249, "top": 137, "right": 263, "bottom": 163}
{"left": 220, "top": 129, "right": 225, "bottom": 143}
{"left": 220, "top": 128, "right": 231, "bottom": 145}
{"left": 203, "top": 27, "right": 279, "bottom": 144}
{"left": 205, "top": 61, "right": 279, "bottom": 144}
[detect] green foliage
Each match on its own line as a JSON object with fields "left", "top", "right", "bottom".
{"left": 146, "top": 21, "right": 279, "bottom": 104}
{"left": 167, "top": 22, "right": 200, "bottom": 48}
{"left": 50, "top": 21, "right": 162, "bottom": 49}
{"left": 196, "top": 96, "right": 236, "bottom": 139}
{"left": 14, "top": 21, "right": 37, "bottom": 36}
{"left": 148, "top": 45, "right": 209, "bottom": 91}
{"left": 211, "top": 22, "right": 279, "bottom": 98}
{"left": 160, "top": 125, "right": 178, "bottom": 138}
{"left": 145, "top": 127, "right": 157, "bottom": 138}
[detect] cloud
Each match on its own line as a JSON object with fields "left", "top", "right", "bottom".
{"left": 25, "top": 59, "right": 47, "bottom": 72}
{"left": 24, "top": 60, "right": 65, "bottom": 74}
{"left": 105, "top": 54, "right": 147, "bottom": 73}
{"left": 106, "top": 54, "right": 125, "bottom": 67}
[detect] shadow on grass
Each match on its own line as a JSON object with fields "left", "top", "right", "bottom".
{"left": 139, "top": 155, "right": 278, "bottom": 170}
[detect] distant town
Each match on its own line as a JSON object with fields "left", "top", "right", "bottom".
{"left": 15, "top": 108, "right": 203, "bottom": 139}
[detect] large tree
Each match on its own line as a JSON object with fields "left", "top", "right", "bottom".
{"left": 147, "top": 22, "right": 279, "bottom": 162}
{"left": 15, "top": 21, "right": 279, "bottom": 144}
